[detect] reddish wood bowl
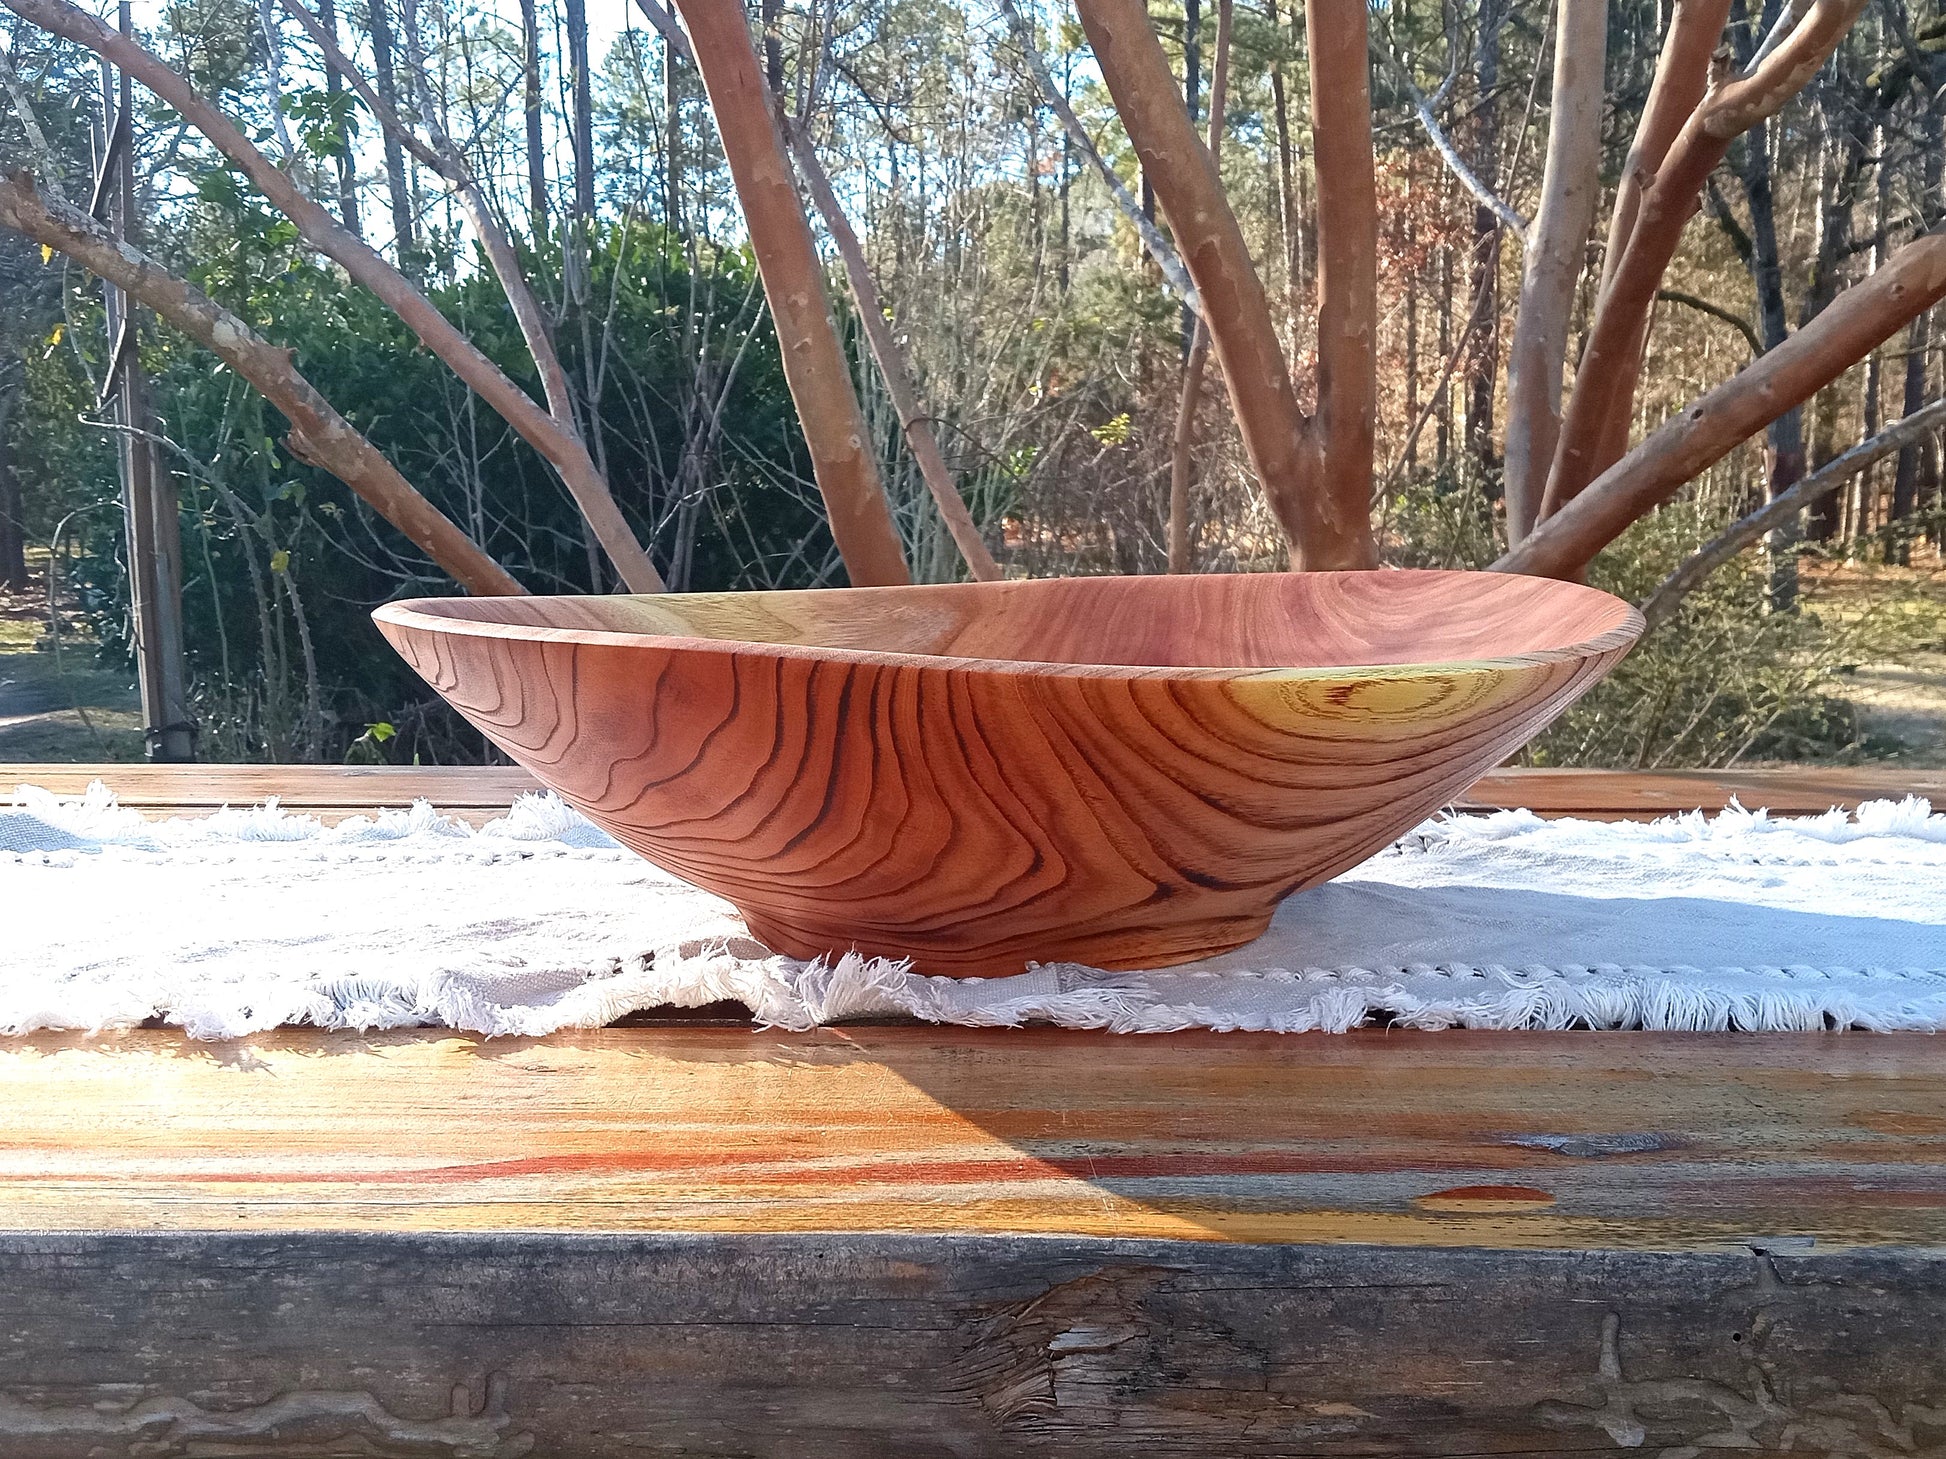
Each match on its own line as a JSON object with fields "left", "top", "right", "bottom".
{"left": 375, "top": 571, "right": 1641, "bottom": 975}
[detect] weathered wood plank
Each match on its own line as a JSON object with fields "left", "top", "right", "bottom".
{"left": 1, "top": 763, "right": 544, "bottom": 825}
{"left": 1, "top": 1231, "right": 1942, "bottom": 1457}
{"left": 8, "top": 761, "right": 1940, "bottom": 824}
{"left": 6, "top": 1027, "right": 1946, "bottom": 1249}
{"left": 1452, "top": 764, "right": 1946, "bottom": 818}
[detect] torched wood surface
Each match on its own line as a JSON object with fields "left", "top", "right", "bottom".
{"left": 3, "top": 1025, "right": 1944, "bottom": 1250}
{"left": 374, "top": 571, "right": 1641, "bottom": 973}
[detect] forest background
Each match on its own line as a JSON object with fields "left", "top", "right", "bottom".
{"left": 0, "top": 0, "right": 1942, "bottom": 767}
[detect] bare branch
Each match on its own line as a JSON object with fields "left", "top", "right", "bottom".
{"left": 0, "top": 171, "right": 522, "bottom": 595}
{"left": 1498, "top": 225, "right": 1946, "bottom": 580}
{"left": 994, "top": 0, "right": 1201, "bottom": 318}
{"left": 5, "top": 0, "right": 663, "bottom": 590}
{"left": 785, "top": 118, "right": 1001, "bottom": 581}
{"left": 1504, "top": 0, "right": 1607, "bottom": 543}
{"left": 1637, "top": 395, "right": 1946, "bottom": 630}
{"left": 1540, "top": 0, "right": 1866, "bottom": 520}
{"left": 1381, "top": 44, "right": 1530, "bottom": 237}
{"left": 671, "top": 0, "right": 910, "bottom": 585}
{"left": 1655, "top": 287, "right": 1762, "bottom": 354}
{"left": 630, "top": 0, "right": 693, "bottom": 63}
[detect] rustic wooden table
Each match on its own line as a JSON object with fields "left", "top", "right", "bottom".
{"left": 4, "top": 763, "right": 1945, "bottom": 1457}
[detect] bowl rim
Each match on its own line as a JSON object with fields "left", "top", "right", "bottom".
{"left": 372, "top": 569, "right": 1646, "bottom": 682}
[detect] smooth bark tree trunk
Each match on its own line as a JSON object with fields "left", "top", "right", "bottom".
{"left": 1301, "top": 0, "right": 1379, "bottom": 556}
{"left": 1504, "top": 0, "right": 1607, "bottom": 543}
{"left": 519, "top": 0, "right": 546, "bottom": 234}
{"left": 318, "top": 0, "right": 362, "bottom": 236}
{"left": 364, "top": 0, "right": 416, "bottom": 259}
{"left": 0, "top": 387, "right": 24, "bottom": 590}
{"left": 670, "top": 0, "right": 910, "bottom": 585}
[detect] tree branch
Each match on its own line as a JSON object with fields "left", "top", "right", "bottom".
{"left": 671, "top": 0, "right": 910, "bottom": 586}
{"left": 1540, "top": 0, "right": 1866, "bottom": 521}
{"left": 994, "top": 0, "right": 1200, "bottom": 317}
{"left": 1503, "top": 0, "right": 1607, "bottom": 544}
{"left": 277, "top": 0, "right": 640, "bottom": 587}
{"left": 785, "top": 117, "right": 1001, "bottom": 581}
{"left": 3, "top": 0, "right": 663, "bottom": 590}
{"left": 0, "top": 170, "right": 522, "bottom": 595}
{"left": 1655, "top": 286, "right": 1762, "bottom": 354}
{"left": 1637, "top": 394, "right": 1946, "bottom": 630}
{"left": 1498, "top": 225, "right": 1946, "bottom": 580}
{"left": 1381, "top": 44, "right": 1531, "bottom": 237}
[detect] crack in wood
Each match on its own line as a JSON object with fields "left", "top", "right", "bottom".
{"left": 1534, "top": 1255, "right": 1946, "bottom": 1458}
{"left": 0, "top": 1373, "right": 534, "bottom": 1458}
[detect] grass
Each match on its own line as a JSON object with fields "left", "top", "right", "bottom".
{"left": 0, "top": 553, "right": 145, "bottom": 764}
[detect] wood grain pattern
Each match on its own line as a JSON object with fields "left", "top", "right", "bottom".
{"left": 7, "top": 1026, "right": 1945, "bottom": 1249}
{"left": 10, "top": 761, "right": 1941, "bottom": 824}
{"left": 374, "top": 571, "right": 1641, "bottom": 973}
{"left": 6, "top": 1029, "right": 1946, "bottom": 1455}
{"left": 6, "top": 1233, "right": 1946, "bottom": 1458}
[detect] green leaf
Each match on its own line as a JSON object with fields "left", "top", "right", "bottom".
{"left": 269, "top": 548, "right": 290, "bottom": 574}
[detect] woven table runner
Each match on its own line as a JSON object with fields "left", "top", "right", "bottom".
{"left": 5, "top": 780, "right": 1944, "bottom": 1038}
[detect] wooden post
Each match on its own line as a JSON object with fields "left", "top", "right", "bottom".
{"left": 99, "top": 7, "right": 193, "bottom": 762}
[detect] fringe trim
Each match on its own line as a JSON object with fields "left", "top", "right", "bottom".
{"left": 7, "top": 781, "right": 1945, "bottom": 1039}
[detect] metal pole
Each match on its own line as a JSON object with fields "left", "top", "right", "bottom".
{"left": 101, "top": 6, "right": 194, "bottom": 762}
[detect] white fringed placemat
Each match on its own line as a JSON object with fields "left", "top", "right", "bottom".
{"left": 4, "top": 780, "right": 1945, "bottom": 1039}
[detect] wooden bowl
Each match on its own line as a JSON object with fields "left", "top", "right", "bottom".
{"left": 375, "top": 571, "right": 1641, "bottom": 975}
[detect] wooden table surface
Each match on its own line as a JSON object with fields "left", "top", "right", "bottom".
{"left": 6, "top": 1024, "right": 1943, "bottom": 1249}
{"left": 4, "top": 762, "right": 1945, "bottom": 1457}
{"left": 9, "top": 759, "right": 1943, "bottom": 823}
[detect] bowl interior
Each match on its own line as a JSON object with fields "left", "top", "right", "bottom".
{"left": 385, "top": 570, "right": 1640, "bottom": 673}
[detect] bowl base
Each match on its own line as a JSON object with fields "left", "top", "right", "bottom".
{"left": 735, "top": 906, "right": 1279, "bottom": 979}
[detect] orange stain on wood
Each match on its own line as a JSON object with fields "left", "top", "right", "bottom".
{"left": 0, "top": 1028, "right": 1943, "bottom": 1250}
{"left": 1414, "top": 1185, "right": 1558, "bottom": 1213}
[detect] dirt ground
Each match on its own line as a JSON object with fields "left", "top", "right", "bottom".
{"left": 0, "top": 558, "right": 145, "bottom": 763}
{"left": 1805, "top": 555, "right": 1946, "bottom": 768}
